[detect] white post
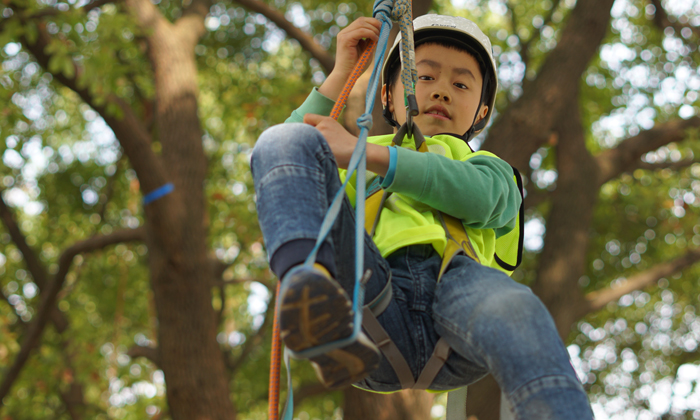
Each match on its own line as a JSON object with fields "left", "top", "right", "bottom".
{"left": 500, "top": 391, "right": 514, "bottom": 420}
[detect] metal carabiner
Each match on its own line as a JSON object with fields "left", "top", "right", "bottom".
{"left": 405, "top": 94, "right": 419, "bottom": 139}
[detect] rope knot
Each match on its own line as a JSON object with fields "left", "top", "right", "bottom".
{"left": 390, "top": 0, "right": 411, "bottom": 21}
{"left": 372, "top": 0, "right": 393, "bottom": 21}
{"left": 357, "top": 113, "right": 373, "bottom": 131}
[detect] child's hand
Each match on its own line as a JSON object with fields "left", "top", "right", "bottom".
{"left": 334, "top": 17, "right": 381, "bottom": 80}
{"left": 304, "top": 114, "right": 357, "bottom": 169}
{"left": 318, "top": 17, "right": 381, "bottom": 101}
{"left": 304, "top": 114, "right": 390, "bottom": 176}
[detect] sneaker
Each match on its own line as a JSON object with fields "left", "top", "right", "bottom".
{"left": 279, "top": 265, "right": 380, "bottom": 389}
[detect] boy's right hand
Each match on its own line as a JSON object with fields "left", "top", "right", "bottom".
{"left": 318, "top": 17, "right": 382, "bottom": 101}
{"left": 334, "top": 17, "right": 382, "bottom": 80}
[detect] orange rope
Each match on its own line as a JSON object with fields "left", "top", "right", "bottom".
{"left": 268, "top": 282, "right": 282, "bottom": 420}
{"left": 330, "top": 40, "right": 378, "bottom": 121}
{"left": 268, "top": 39, "right": 377, "bottom": 420}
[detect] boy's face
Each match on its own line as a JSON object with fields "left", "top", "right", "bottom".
{"left": 382, "top": 43, "right": 488, "bottom": 138}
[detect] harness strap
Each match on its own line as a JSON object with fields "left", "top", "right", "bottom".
{"left": 413, "top": 337, "right": 452, "bottom": 389}
{"left": 362, "top": 307, "right": 416, "bottom": 389}
{"left": 365, "top": 189, "right": 389, "bottom": 236}
{"left": 362, "top": 275, "right": 455, "bottom": 391}
{"left": 437, "top": 212, "right": 481, "bottom": 280}
{"left": 365, "top": 272, "right": 394, "bottom": 316}
{"left": 361, "top": 309, "right": 469, "bottom": 420}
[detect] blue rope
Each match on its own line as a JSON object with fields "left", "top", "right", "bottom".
{"left": 280, "top": 2, "right": 411, "bottom": 417}
{"left": 286, "top": 0, "right": 393, "bottom": 361}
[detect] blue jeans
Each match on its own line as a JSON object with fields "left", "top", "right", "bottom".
{"left": 251, "top": 123, "right": 593, "bottom": 420}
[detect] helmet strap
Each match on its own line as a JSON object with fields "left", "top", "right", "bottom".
{"left": 463, "top": 71, "right": 490, "bottom": 142}
{"left": 382, "top": 87, "right": 401, "bottom": 127}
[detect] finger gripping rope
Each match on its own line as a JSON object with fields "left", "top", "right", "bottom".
{"left": 328, "top": 1, "right": 394, "bottom": 121}
{"left": 269, "top": 1, "right": 416, "bottom": 418}
{"left": 330, "top": 40, "right": 376, "bottom": 121}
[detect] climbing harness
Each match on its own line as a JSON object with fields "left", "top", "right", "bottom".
{"left": 359, "top": 125, "right": 524, "bottom": 419}
{"left": 267, "top": 7, "right": 524, "bottom": 420}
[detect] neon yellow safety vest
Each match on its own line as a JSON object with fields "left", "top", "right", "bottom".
{"left": 338, "top": 130, "right": 523, "bottom": 277}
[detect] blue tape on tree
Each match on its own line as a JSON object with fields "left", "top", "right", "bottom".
{"left": 143, "top": 183, "right": 174, "bottom": 205}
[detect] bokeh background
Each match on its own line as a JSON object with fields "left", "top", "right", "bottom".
{"left": 1, "top": 0, "right": 700, "bottom": 419}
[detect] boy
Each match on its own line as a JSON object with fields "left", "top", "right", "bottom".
{"left": 251, "top": 14, "right": 593, "bottom": 419}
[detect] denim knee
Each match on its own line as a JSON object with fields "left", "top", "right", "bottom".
{"left": 433, "top": 273, "right": 563, "bottom": 358}
{"left": 251, "top": 123, "right": 327, "bottom": 178}
{"left": 507, "top": 374, "right": 593, "bottom": 420}
{"left": 471, "top": 288, "right": 548, "bottom": 330}
{"left": 433, "top": 264, "right": 539, "bottom": 338}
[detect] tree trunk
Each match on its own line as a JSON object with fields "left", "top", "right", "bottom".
{"left": 530, "top": 94, "right": 599, "bottom": 336}
{"left": 138, "top": 12, "right": 237, "bottom": 420}
{"left": 465, "top": 375, "right": 501, "bottom": 420}
{"left": 343, "top": 388, "right": 433, "bottom": 420}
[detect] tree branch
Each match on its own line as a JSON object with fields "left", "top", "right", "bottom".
{"left": 216, "top": 282, "right": 226, "bottom": 327}
{"left": 506, "top": 1, "right": 519, "bottom": 43}
{"left": 209, "top": 258, "right": 231, "bottom": 283}
{"left": 596, "top": 116, "right": 700, "bottom": 185}
{"left": 208, "top": 257, "right": 230, "bottom": 326}
{"left": 0, "top": 188, "right": 50, "bottom": 289}
{"left": 97, "top": 156, "right": 126, "bottom": 223}
{"left": 13, "top": 8, "right": 185, "bottom": 247}
{"left": 583, "top": 248, "right": 700, "bottom": 315}
{"left": 60, "top": 381, "right": 87, "bottom": 420}
{"left": 233, "top": 0, "right": 335, "bottom": 74}
{"left": 0, "top": 228, "right": 145, "bottom": 404}
{"left": 227, "top": 288, "right": 276, "bottom": 373}
{"left": 124, "top": 0, "right": 169, "bottom": 35}
{"left": 633, "top": 158, "right": 699, "bottom": 172}
{"left": 0, "top": 289, "right": 27, "bottom": 328}
{"left": 175, "top": 0, "right": 211, "bottom": 45}
{"left": 207, "top": 256, "right": 274, "bottom": 289}
{"left": 127, "top": 344, "right": 161, "bottom": 367}
{"left": 0, "top": 0, "right": 118, "bottom": 31}
{"left": 83, "top": 0, "right": 117, "bottom": 12}
{"left": 14, "top": 15, "right": 169, "bottom": 197}
{"left": 520, "top": 0, "right": 563, "bottom": 72}
{"left": 484, "top": 0, "right": 616, "bottom": 170}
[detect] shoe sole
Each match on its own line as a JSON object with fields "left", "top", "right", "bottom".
{"left": 279, "top": 267, "right": 380, "bottom": 389}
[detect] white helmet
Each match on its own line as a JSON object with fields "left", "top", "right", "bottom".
{"left": 381, "top": 14, "right": 498, "bottom": 139}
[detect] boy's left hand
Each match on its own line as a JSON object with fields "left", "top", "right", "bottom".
{"left": 304, "top": 114, "right": 357, "bottom": 169}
